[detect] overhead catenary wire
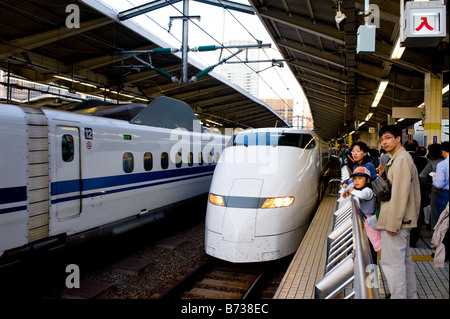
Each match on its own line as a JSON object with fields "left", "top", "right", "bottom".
{"left": 120, "top": 0, "right": 306, "bottom": 124}
{"left": 163, "top": 0, "right": 305, "bottom": 122}
{"left": 216, "top": 1, "right": 307, "bottom": 123}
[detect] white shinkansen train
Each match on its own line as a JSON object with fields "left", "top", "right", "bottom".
{"left": 0, "top": 97, "right": 226, "bottom": 266}
{"left": 205, "top": 128, "right": 329, "bottom": 263}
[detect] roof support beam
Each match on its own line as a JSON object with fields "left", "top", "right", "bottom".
{"left": 76, "top": 45, "right": 157, "bottom": 72}
{"left": 308, "top": 95, "right": 345, "bottom": 110}
{"left": 193, "top": 93, "right": 243, "bottom": 107}
{"left": 277, "top": 39, "right": 344, "bottom": 69}
{"left": 259, "top": 10, "right": 345, "bottom": 45}
{"left": 302, "top": 84, "right": 346, "bottom": 101}
{"left": 170, "top": 85, "right": 225, "bottom": 100}
{"left": 201, "top": 100, "right": 253, "bottom": 112}
{"left": 308, "top": 100, "right": 346, "bottom": 118}
{"left": 297, "top": 73, "right": 344, "bottom": 92}
{"left": 0, "top": 17, "right": 113, "bottom": 58}
{"left": 290, "top": 59, "right": 348, "bottom": 84}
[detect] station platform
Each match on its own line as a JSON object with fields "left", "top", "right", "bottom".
{"left": 274, "top": 188, "right": 449, "bottom": 299}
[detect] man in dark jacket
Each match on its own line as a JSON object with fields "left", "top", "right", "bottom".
{"left": 404, "top": 139, "right": 429, "bottom": 247}
{"left": 404, "top": 139, "right": 428, "bottom": 173}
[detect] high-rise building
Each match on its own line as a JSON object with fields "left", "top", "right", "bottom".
{"left": 261, "top": 98, "right": 293, "bottom": 127}
{"left": 218, "top": 40, "right": 259, "bottom": 97}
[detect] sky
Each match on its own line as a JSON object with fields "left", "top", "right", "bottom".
{"left": 101, "top": 0, "right": 310, "bottom": 123}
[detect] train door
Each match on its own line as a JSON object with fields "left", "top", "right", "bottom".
{"left": 54, "top": 126, "right": 81, "bottom": 220}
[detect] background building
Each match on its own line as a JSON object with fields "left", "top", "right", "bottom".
{"left": 218, "top": 40, "right": 260, "bottom": 98}
{"left": 261, "top": 98, "right": 293, "bottom": 127}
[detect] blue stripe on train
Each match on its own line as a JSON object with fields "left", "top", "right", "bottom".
{"left": 0, "top": 166, "right": 215, "bottom": 214}
{"left": 0, "top": 186, "right": 27, "bottom": 205}
{"left": 51, "top": 165, "right": 215, "bottom": 195}
{"left": 51, "top": 171, "right": 213, "bottom": 204}
{"left": 51, "top": 165, "right": 216, "bottom": 204}
{"left": 0, "top": 205, "right": 27, "bottom": 215}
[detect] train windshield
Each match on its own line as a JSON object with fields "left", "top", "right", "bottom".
{"left": 228, "top": 132, "right": 315, "bottom": 149}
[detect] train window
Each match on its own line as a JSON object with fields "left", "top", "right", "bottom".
{"left": 161, "top": 152, "right": 169, "bottom": 169}
{"left": 144, "top": 152, "right": 153, "bottom": 171}
{"left": 302, "top": 135, "right": 316, "bottom": 149}
{"left": 229, "top": 132, "right": 316, "bottom": 149}
{"left": 62, "top": 134, "right": 74, "bottom": 162}
{"left": 175, "top": 152, "right": 182, "bottom": 168}
{"left": 123, "top": 152, "right": 134, "bottom": 173}
{"left": 188, "top": 152, "right": 194, "bottom": 167}
{"left": 198, "top": 152, "right": 204, "bottom": 166}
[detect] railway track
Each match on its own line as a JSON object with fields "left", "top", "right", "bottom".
{"left": 0, "top": 201, "right": 210, "bottom": 299}
{"left": 157, "top": 256, "right": 292, "bottom": 299}
{"left": 0, "top": 199, "right": 292, "bottom": 300}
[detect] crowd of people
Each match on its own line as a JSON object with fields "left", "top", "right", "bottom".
{"left": 337, "top": 125, "right": 449, "bottom": 299}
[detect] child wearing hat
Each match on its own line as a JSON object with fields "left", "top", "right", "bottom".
{"left": 343, "top": 166, "right": 381, "bottom": 252}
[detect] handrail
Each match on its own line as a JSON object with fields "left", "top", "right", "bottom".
{"left": 314, "top": 165, "right": 380, "bottom": 299}
{"left": 351, "top": 196, "right": 380, "bottom": 299}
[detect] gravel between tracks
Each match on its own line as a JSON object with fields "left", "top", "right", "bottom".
{"left": 39, "top": 219, "right": 208, "bottom": 299}
{"left": 97, "top": 220, "right": 208, "bottom": 299}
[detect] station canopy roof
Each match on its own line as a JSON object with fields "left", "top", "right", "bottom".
{"left": 248, "top": 0, "right": 448, "bottom": 140}
{"left": 0, "top": 0, "right": 288, "bottom": 130}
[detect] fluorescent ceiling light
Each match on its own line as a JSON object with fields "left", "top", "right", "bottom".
{"left": 54, "top": 75, "right": 78, "bottom": 82}
{"left": 205, "top": 119, "right": 222, "bottom": 126}
{"left": 54, "top": 75, "right": 98, "bottom": 88}
{"left": 372, "top": 80, "right": 389, "bottom": 107}
{"left": 365, "top": 113, "right": 373, "bottom": 121}
{"left": 443, "top": 84, "right": 449, "bottom": 94}
{"left": 391, "top": 38, "right": 405, "bottom": 59}
{"left": 8, "top": 76, "right": 72, "bottom": 92}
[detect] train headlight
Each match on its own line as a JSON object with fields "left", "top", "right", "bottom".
{"left": 261, "top": 196, "right": 294, "bottom": 208}
{"left": 209, "top": 193, "right": 225, "bottom": 206}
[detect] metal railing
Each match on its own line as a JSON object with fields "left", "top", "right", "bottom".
{"left": 315, "top": 166, "right": 380, "bottom": 299}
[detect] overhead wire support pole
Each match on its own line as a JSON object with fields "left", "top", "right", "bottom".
{"left": 116, "top": 0, "right": 259, "bottom": 85}
{"left": 181, "top": 0, "right": 190, "bottom": 84}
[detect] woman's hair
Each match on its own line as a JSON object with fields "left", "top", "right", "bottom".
{"left": 350, "top": 141, "right": 369, "bottom": 153}
{"left": 350, "top": 141, "right": 373, "bottom": 166}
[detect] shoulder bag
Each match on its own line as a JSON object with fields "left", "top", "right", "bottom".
{"left": 371, "top": 158, "right": 394, "bottom": 202}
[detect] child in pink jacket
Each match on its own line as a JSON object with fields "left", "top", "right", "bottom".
{"left": 343, "top": 166, "right": 381, "bottom": 252}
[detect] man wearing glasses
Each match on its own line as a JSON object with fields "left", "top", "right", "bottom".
{"left": 376, "top": 125, "right": 421, "bottom": 299}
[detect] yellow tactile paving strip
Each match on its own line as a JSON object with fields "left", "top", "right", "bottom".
{"left": 411, "top": 254, "right": 434, "bottom": 262}
{"left": 377, "top": 251, "right": 434, "bottom": 262}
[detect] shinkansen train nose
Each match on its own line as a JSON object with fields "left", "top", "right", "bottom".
{"left": 221, "top": 179, "right": 263, "bottom": 243}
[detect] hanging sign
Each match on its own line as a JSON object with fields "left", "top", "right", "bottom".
{"left": 402, "top": 1, "right": 446, "bottom": 47}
